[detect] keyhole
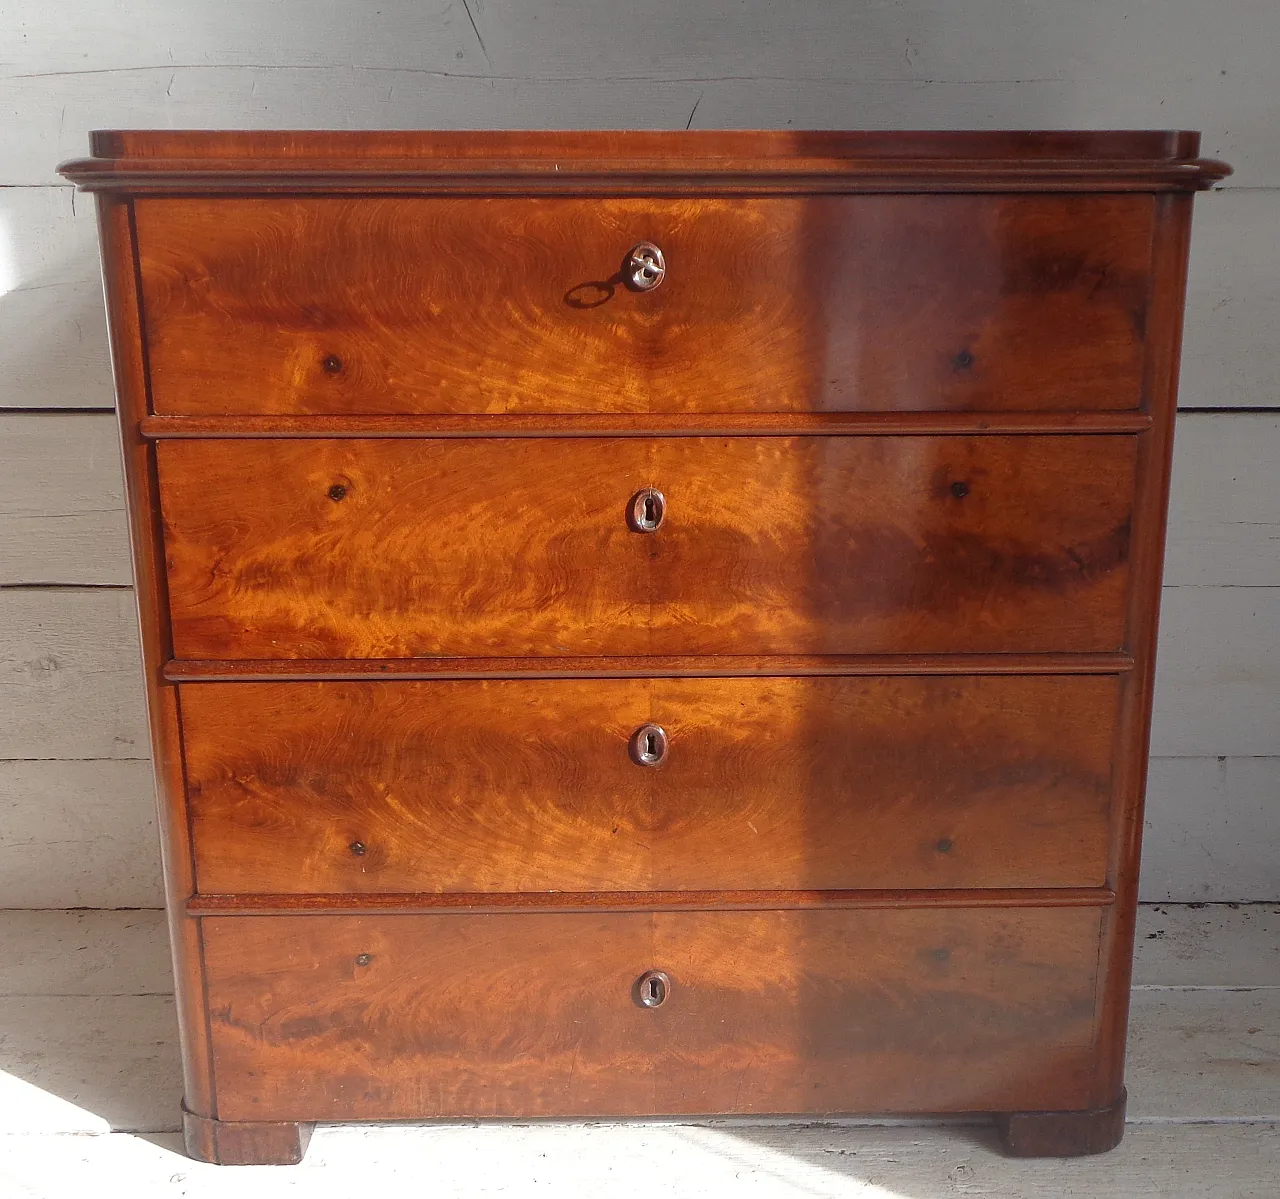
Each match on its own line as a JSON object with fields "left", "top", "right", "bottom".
{"left": 628, "top": 487, "right": 666, "bottom": 533}
{"left": 630, "top": 723, "right": 667, "bottom": 766}
{"left": 636, "top": 969, "right": 671, "bottom": 1008}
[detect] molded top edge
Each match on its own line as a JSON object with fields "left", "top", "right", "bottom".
{"left": 84, "top": 128, "right": 1202, "bottom": 161}
{"left": 59, "top": 129, "right": 1231, "bottom": 192}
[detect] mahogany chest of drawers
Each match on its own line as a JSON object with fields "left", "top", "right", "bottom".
{"left": 62, "top": 130, "right": 1229, "bottom": 1164}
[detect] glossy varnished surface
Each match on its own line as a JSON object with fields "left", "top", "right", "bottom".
{"left": 202, "top": 907, "right": 1103, "bottom": 1122}
{"left": 181, "top": 675, "right": 1120, "bottom": 895}
{"left": 157, "top": 435, "right": 1137, "bottom": 659}
{"left": 136, "top": 195, "right": 1155, "bottom": 416}
{"left": 63, "top": 129, "right": 1217, "bottom": 1160}
{"left": 60, "top": 129, "right": 1230, "bottom": 194}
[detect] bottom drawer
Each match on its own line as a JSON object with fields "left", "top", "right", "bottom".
{"left": 202, "top": 907, "right": 1104, "bottom": 1122}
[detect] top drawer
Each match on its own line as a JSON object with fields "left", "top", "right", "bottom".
{"left": 135, "top": 194, "right": 1155, "bottom": 416}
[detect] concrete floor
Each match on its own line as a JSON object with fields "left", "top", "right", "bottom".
{"left": 1, "top": 904, "right": 1276, "bottom": 1197}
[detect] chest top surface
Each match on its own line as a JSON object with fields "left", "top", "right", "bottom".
{"left": 59, "top": 128, "right": 1229, "bottom": 193}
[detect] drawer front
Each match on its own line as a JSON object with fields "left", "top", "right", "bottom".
{"left": 135, "top": 194, "right": 1154, "bottom": 416}
{"left": 158, "top": 435, "right": 1136, "bottom": 659}
{"left": 182, "top": 675, "right": 1119, "bottom": 895}
{"left": 202, "top": 908, "right": 1103, "bottom": 1121}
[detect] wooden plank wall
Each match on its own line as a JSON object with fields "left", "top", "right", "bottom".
{"left": 1, "top": 0, "right": 1276, "bottom": 905}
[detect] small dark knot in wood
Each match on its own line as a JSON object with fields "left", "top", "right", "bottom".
{"left": 328, "top": 484, "right": 348, "bottom": 502}
{"left": 950, "top": 480, "right": 971, "bottom": 499}
{"left": 322, "top": 354, "right": 343, "bottom": 374}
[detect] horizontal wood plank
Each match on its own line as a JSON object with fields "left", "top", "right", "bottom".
{"left": 1150, "top": 587, "right": 1280, "bottom": 758}
{"left": 0, "top": 185, "right": 115, "bottom": 409}
{"left": 2, "top": 1123, "right": 1277, "bottom": 1196}
{"left": 0, "top": 909, "right": 170, "bottom": 996}
{"left": 0, "top": 413, "right": 130, "bottom": 585}
{"left": 1140, "top": 757, "right": 1280, "bottom": 902}
{"left": 1180, "top": 188, "right": 1280, "bottom": 409}
{"left": 1134, "top": 902, "right": 1280, "bottom": 986}
{"left": 1165, "top": 413, "right": 1280, "bottom": 585}
{"left": 1127, "top": 987, "right": 1280, "bottom": 1120}
{"left": 0, "top": 589, "right": 148, "bottom": 760}
{"left": 0, "top": 760, "right": 161, "bottom": 908}
{"left": 0, "top": 993, "right": 180, "bottom": 1133}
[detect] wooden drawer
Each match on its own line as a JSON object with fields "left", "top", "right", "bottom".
{"left": 202, "top": 907, "right": 1103, "bottom": 1121}
{"left": 182, "top": 675, "right": 1119, "bottom": 895}
{"left": 157, "top": 435, "right": 1136, "bottom": 659}
{"left": 135, "top": 194, "right": 1154, "bottom": 416}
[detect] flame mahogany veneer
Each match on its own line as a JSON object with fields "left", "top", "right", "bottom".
{"left": 62, "top": 129, "right": 1229, "bottom": 1165}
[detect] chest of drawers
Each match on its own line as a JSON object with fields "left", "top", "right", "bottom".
{"left": 62, "top": 130, "right": 1228, "bottom": 1165}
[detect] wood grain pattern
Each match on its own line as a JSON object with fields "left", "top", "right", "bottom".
{"left": 60, "top": 129, "right": 1229, "bottom": 193}
{"left": 94, "top": 197, "right": 218, "bottom": 1123}
{"left": 157, "top": 435, "right": 1138, "bottom": 659}
{"left": 201, "top": 907, "right": 1104, "bottom": 1122}
{"left": 135, "top": 194, "right": 1156, "bottom": 416}
{"left": 180, "top": 675, "right": 1120, "bottom": 894}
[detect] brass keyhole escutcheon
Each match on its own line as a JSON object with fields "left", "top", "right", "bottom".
{"left": 625, "top": 242, "right": 666, "bottom": 291}
{"left": 630, "top": 723, "right": 668, "bottom": 767}
{"left": 628, "top": 487, "right": 666, "bottom": 533}
{"left": 636, "top": 969, "right": 671, "bottom": 1008}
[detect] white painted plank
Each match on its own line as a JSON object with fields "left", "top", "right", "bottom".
{"left": 0, "top": 413, "right": 130, "bottom": 583}
{"left": 1135, "top": 903, "right": 1280, "bottom": 987}
{"left": 0, "top": 185, "right": 114, "bottom": 408}
{"left": 0, "top": 1124, "right": 1275, "bottom": 1199}
{"left": 0, "top": 589, "right": 148, "bottom": 760}
{"left": 0, "top": 993, "right": 179, "bottom": 1133}
{"left": 0, "top": 909, "right": 170, "bottom": 997}
{"left": 2, "top": 1, "right": 1275, "bottom": 184}
{"left": 1166, "top": 414, "right": 1280, "bottom": 586}
{"left": 1141, "top": 759, "right": 1280, "bottom": 903}
{"left": 0, "top": 760, "right": 162, "bottom": 908}
{"left": 1128, "top": 988, "right": 1280, "bottom": 1121}
{"left": 1182, "top": 190, "right": 1280, "bottom": 410}
{"left": 1151, "top": 587, "right": 1280, "bottom": 758}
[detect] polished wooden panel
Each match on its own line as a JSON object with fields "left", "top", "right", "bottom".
{"left": 202, "top": 907, "right": 1103, "bottom": 1122}
{"left": 182, "top": 675, "right": 1119, "bottom": 894}
{"left": 94, "top": 199, "right": 217, "bottom": 1121}
{"left": 61, "top": 129, "right": 1230, "bottom": 194}
{"left": 66, "top": 130, "right": 1220, "bottom": 1162}
{"left": 157, "top": 435, "right": 1137, "bottom": 659}
{"left": 135, "top": 195, "right": 1155, "bottom": 416}
{"left": 88, "top": 128, "right": 1209, "bottom": 162}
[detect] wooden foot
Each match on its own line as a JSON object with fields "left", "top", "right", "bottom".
{"left": 995, "top": 1089, "right": 1126, "bottom": 1157}
{"left": 182, "top": 1104, "right": 314, "bottom": 1165}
